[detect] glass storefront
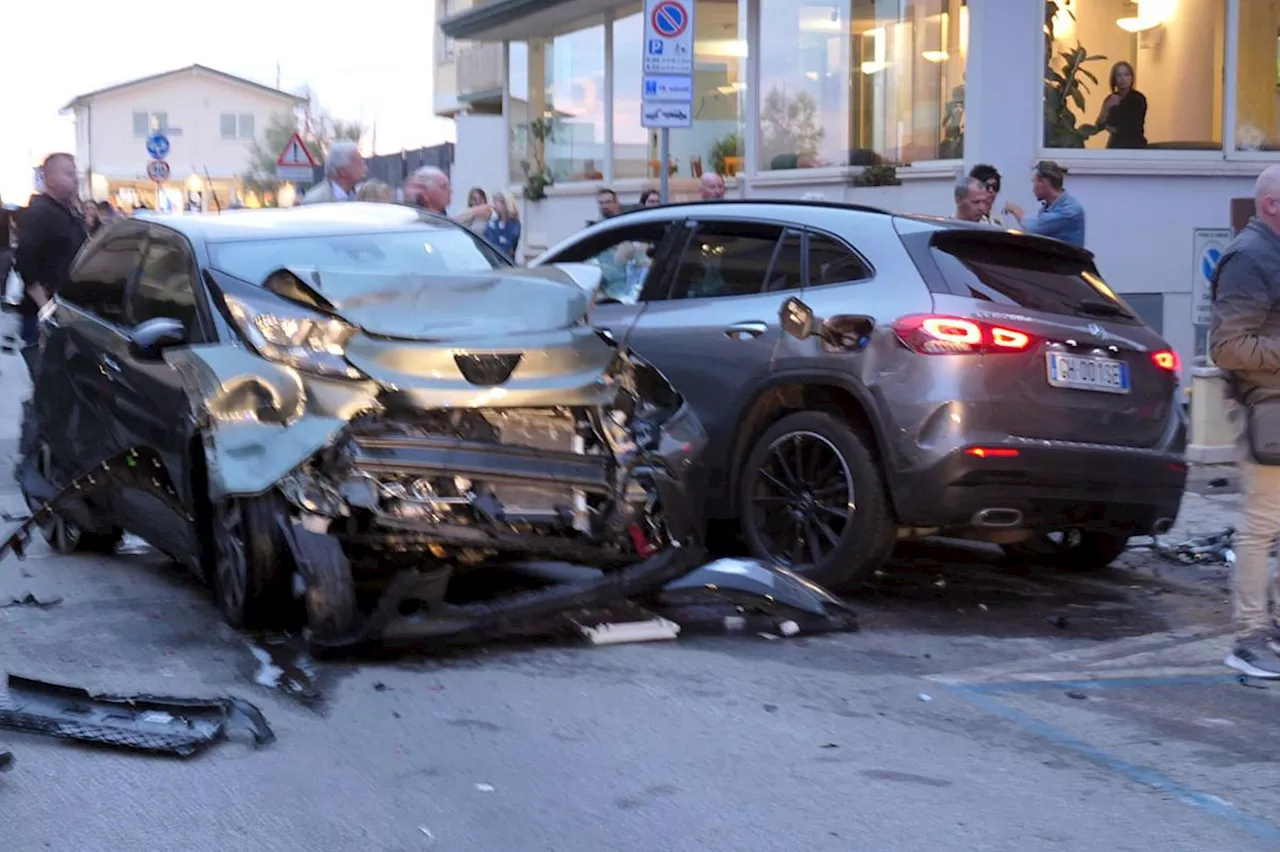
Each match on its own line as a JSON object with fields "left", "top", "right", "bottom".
{"left": 1043, "top": 0, "right": 1224, "bottom": 151}
{"left": 612, "top": 1, "right": 747, "bottom": 181}
{"left": 1234, "top": 0, "right": 1280, "bottom": 150}
{"left": 758, "top": 0, "right": 967, "bottom": 169}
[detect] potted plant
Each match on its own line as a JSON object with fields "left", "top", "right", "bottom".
{"left": 710, "top": 132, "right": 740, "bottom": 176}
{"left": 1043, "top": 0, "right": 1105, "bottom": 148}
{"left": 521, "top": 117, "right": 556, "bottom": 201}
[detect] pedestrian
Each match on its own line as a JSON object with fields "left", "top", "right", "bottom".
{"left": 969, "top": 163, "right": 1003, "bottom": 226}
{"left": 82, "top": 200, "right": 102, "bottom": 235}
{"left": 456, "top": 187, "right": 491, "bottom": 236}
{"left": 482, "top": 191, "right": 521, "bottom": 261}
{"left": 0, "top": 197, "right": 13, "bottom": 305}
{"left": 13, "top": 153, "right": 87, "bottom": 348}
{"left": 355, "top": 179, "right": 394, "bottom": 202}
{"left": 302, "top": 140, "right": 367, "bottom": 204}
{"left": 596, "top": 187, "right": 622, "bottom": 220}
{"left": 1001, "top": 160, "right": 1085, "bottom": 247}
{"left": 403, "top": 166, "right": 453, "bottom": 215}
{"left": 638, "top": 188, "right": 661, "bottom": 208}
{"left": 698, "top": 172, "right": 726, "bottom": 201}
{"left": 952, "top": 174, "right": 988, "bottom": 223}
{"left": 1210, "top": 163, "right": 1280, "bottom": 678}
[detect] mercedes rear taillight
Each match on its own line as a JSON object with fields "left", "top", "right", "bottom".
{"left": 892, "top": 315, "right": 1033, "bottom": 355}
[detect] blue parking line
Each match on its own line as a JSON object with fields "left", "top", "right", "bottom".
{"left": 965, "top": 674, "right": 1239, "bottom": 694}
{"left": 950, "top": 684, "right": 1280, "bottom": 845}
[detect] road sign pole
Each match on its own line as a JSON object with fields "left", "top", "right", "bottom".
{"left": 659, "top": 129, "right": 670, "bottom": 204}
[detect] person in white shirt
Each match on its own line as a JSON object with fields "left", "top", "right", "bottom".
{"left": 302, "top": 141, "right": 367, "bottom": 204}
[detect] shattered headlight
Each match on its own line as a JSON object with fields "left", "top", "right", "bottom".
{"left": 223, "top": 293, "right": 363, "bottom": 380}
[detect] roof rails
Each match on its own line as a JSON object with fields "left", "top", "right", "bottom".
{"left": 609, "top": 198, "right": 892, "bottom": 217}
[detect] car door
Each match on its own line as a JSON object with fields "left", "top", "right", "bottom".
{"left": 41, "top": 223, "right": 147, "bottom": 481}
{"left": 101, "top": 225, "right": 211, "bottom": 560}
{"left": 611, "top": 219, "right": 805, "bottom": 500}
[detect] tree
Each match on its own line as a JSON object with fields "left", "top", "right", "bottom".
{"left": 241, "top": 89, "right": 364, "bottom": 199}
{"left": 759, "top": 88, "right": 824, "bottom": 167}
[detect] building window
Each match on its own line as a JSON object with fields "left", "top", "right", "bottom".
{"left": 220, "top": 114, "right": 255, "bottom": 140}
{"left": 508, "top": 41, "right": 530, "bottom": 185}
{"left": 532, "top": 20, "right": 607, "bottom": 183}
{"left": 612, "top": 1, "right": 747, "bottom": 181}
{"left": 133, "top": 111, "right": 178, "bottom": 138}
{"left": 1233, "top": 1, "right": 1280, "bottom": 151}
{"left": 1044, "top": 0, "right": 1224, "bottom": 151}
{"left": 758, "top": 0, "right": 967, "bottom": 169}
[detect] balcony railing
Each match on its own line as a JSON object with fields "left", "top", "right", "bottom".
{"left": 455, "top": 42, "right": 504, "bottom": 98}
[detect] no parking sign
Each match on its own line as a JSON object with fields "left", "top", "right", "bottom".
{"left": 1191, "top": 227, "right": 1232, "bottom": 326}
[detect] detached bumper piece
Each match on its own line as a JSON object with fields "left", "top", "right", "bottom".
{"left": 0, "top": 674, "right": 274, "bottom": 757}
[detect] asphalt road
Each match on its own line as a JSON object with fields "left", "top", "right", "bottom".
{"left": 0, "top": 350, "right": 1275, "bottom": 851}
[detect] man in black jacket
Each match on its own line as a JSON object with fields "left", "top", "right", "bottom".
{"left": 14, "top": 153, "right": 87, "bottom": 347}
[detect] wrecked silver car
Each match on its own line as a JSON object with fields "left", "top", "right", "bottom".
{"left": 15, "top": 203, "right": 713, "bottom": 645}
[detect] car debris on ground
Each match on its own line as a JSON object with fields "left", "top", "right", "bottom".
{"left": 0, "top": 674, "right": 274, "bottom": 757}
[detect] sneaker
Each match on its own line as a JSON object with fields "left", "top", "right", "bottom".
{"left": 1226, "top": 632, "right": 1280, "bottom": 678}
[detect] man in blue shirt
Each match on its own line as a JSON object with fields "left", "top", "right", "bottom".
{"left": 1001, "top": 160, "right": 1085, "bottom": 247}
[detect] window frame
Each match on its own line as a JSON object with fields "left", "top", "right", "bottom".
{"left": 126, "top": 224, "right": 212, "bottom": 343}
{"left": 1037, "top": 0, "right": 1280, "bottom": 163}
{"left": 664, "top": 218, "right": 794, "bottom": 302}
{"left": 219, "top": 113, "right": 238, "bottom": 140}
{"left": 60, "top": 223, "right": 149, "bottom": 327}
{"left": 802, "top": 228, "right": 875, "bottom": 290}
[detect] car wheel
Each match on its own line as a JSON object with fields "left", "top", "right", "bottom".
{"left": 738, "top": 411, "right": 896, "bottom": 591}
{"left": 22, "top": 442, "right": 122, "bottom": 555}
{"left": 210, "top": 492, "right": 293, "bottom": 629}
{"left": 1002, "top": 528, "right": 1132, "bottom": 572}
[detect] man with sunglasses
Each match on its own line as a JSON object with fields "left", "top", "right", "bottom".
{"left": 1001, "top": 160, "right": 1085, "bottom": 247}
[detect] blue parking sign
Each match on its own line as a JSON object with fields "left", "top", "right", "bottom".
{"left": 648, "top": 39, "right": 663, "bottom": 54}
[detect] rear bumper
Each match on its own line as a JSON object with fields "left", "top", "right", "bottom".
{"left": 891, "top": 441, "right": 1187, "bottom": 534}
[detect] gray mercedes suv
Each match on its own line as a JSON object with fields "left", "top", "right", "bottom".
{"left": 532, "top": 200, "right": 1187, "bottom": 590}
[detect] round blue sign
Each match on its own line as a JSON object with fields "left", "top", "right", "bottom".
{"left": 1201, "top": 245, "right": 1222, "bottom": 281}
{"left": 651, "top": 1, "right": 688, "bottom": 37}
{"left": 146, "top": 133, "right": 170, "bottom": 160}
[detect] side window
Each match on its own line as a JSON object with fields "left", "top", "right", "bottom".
{"left": 764, "top": 229, "right": 804, "bottom": 293}
{"left": 807, "top": 233, "right": 872, "bottom": 287}
{"left": 131, "top": 229, "right": 199, "bottom": 334}
{"left": 670, "top": 222, "right": 786, "bottom": 300}
{"left": 61, "top": 229, "right": 144, "bottom": 325}
{"left": 545, "top": 221, "right": 674, "bottom": 304}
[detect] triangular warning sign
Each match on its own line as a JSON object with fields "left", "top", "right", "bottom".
{"left": 276, "top": 132, "right": 317, "bottom": 167}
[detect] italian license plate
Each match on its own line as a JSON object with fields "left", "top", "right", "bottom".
{"left": 1046, "top": 352, "right": 1130, "bottom": 394}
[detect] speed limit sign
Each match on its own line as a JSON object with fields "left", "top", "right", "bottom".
{"left": 146, "top": 160, "right": 170, "bottom": 182}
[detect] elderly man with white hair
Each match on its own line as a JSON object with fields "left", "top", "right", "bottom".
{"left": 402, "top": 166, "right": 453, "bottom": 215}
{"left": 302, "top": 140, "right": 367, "bottom": 204}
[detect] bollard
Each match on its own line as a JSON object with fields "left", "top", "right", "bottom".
{"left": 1187, "top": 366, "right": 1239, "bottom": 463}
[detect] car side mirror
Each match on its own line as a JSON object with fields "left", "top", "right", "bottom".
{"left": 780, "top": 297, "right": 816, "bottom": 339}
{"left": 129, "top": 317, "right": 187, "bottom": 360}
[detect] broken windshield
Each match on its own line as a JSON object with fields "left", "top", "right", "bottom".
{"left": 207, "top": 228, "right": 508, "bottom": 285}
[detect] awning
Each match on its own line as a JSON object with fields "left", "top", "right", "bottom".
{"left": 441, "top": 0, "right": 635, "bottom": 41}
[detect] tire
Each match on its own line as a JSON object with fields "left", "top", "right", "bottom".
{"left": 210, "top": 491, "right": 294, "bottom": 629}
{"left": 1002, "top": 528, "right": 1132, "bottom": 572}
{"left": 737, "top": 411, "right": 895, "bottom": 591}
{"left": 21, "top": 442, "right": 122, "bottom": 555}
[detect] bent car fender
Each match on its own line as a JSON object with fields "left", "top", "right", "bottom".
{"left": 164, "top": 345, "right": 379, "bottom": 499}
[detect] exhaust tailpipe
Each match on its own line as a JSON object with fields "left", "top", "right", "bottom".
{"left": 971, "top": 508, "right": 1023, "bottom": 528}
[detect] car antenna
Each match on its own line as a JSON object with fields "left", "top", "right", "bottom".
{"left": 203, "top": 167, "right": 222, "bottom": 213}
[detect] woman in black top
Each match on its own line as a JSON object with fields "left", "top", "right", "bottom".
{"left": 1096, "top": 61, "right": 1147, "bottom": 149}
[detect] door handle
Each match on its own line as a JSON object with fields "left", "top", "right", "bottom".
{"left": 100, "top": 355, "right": 121, "bottom": 374}
{"left": 724, "top": 321, "right": 767, "bottom": 340}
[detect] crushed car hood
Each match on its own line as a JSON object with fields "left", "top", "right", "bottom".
{"left": 281, "top": 265, "right": 590, "bottom": 340}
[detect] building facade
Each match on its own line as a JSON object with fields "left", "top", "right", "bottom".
{"left": 441, "top": 0, "right": 1280, "bottom": 368}
{"left": 62, "top": 64, "right": 306, "bottom": 211}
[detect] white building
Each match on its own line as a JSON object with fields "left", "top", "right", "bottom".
{"left": 440, "top": 0, "right": 1280, "bottom": 368}
{"left": 62, "top": 64, "right": 306, "bottom": 210}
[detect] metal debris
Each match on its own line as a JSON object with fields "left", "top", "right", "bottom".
{"left": 2, "top": 593, "right": 61, "bottom": 609}
{"left": 1129, "top": 528, "right": 1236, "bottom": 567}
{"left": 0, "top": 674, "right": 274, "bottom": 757}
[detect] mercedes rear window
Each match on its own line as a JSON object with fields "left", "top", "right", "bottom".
{"left": 923, "top": 235, "right": 1137, "bottom": 322}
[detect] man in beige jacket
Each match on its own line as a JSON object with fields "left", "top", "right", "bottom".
{"left": 302, "top": 141, "right": 367, "bottom": 204}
